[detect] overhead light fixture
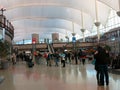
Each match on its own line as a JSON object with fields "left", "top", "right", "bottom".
{"left": 117, "top": 0, "right": 120, "bottom": 17}
{"left": 94, "top": 22, "right": 101, "bottom": 27}
{"left": 72, "top": 32, "right": 76, "bottom": 36}
{"left": 65, "top": 36, "right": 68, "bottom": 39}
{"left": 117, "top": 11, "right": 120, "bottom": 17}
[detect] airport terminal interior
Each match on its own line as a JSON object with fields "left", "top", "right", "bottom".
{"left": 0, "top": 0, "right": 120, "bottom": 90}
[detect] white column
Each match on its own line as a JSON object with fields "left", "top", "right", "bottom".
{"left": 97, "top": 27, "right": 100, "bottom": 42}
{"left": 94, "top": 22, "right": 101, "bottom": 42}
{"left": 81, "top": 29, "right": 85, "bottom": 42}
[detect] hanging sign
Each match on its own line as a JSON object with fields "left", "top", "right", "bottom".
{"left": 72, "top": 36, "right": 76, "bottom": 43}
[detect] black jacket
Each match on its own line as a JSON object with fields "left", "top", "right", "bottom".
{"left": 94, "top": 46, "right": 109, "bottom": 65}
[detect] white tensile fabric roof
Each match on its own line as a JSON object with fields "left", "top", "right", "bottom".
{"left": 0, "top": 0, "right": 119, "bottom": 42}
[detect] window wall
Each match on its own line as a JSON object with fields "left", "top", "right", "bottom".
{"left": 84, "top": 9, "right": 120, "bottom": 38}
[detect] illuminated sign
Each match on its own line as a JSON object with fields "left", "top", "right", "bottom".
{"left": 32, "top": 38, "right": 36, "bottom": 44}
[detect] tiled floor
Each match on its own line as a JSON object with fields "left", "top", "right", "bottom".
{"left": 0, "top": 62, "right": 120, "bottom": 90}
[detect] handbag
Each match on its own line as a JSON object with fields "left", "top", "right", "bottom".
{"left": 91, "top": 59, "right": 96, "bottom": 65}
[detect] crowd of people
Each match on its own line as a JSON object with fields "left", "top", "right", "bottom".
{"left": 13, "top": 49, "right": 92, "bottom": 68}
{"left": 11, "top": 45, "right": 120, "bottom": 86}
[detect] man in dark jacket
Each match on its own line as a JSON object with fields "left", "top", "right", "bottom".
{"left": 94, "top": 45, "right": 109, "bottom": 86}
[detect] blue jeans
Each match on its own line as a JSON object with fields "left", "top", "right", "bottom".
{"left": 55, "top": 59, "right": 59, "bottom": 66}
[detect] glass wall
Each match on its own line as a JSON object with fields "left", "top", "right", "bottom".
{"left": 85, "top": 9, "right": 120, "bottom": 38}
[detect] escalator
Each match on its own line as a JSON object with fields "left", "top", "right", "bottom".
{"left": 47, "top": 44, "right": 51, "bottom": 53}
{"left": 50, "top": 44, "right": 55, "bottom": 53}
{"left": 47, "top": 44, "right": 54, "bottom": 53}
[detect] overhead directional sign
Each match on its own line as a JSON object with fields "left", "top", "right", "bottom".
{"left": 72, "top": 36, "right": 76, "bottom": 43}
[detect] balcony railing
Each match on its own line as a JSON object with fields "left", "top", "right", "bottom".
{"left": 0, "top": 15, "right": 14, "bottom": 37}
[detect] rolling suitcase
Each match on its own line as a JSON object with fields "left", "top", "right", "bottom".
{"left": 28, "top": 62, "right": 34, "bottom": 68}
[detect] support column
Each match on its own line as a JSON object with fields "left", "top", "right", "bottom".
{"left": 116, "top": 1, "right": 120, "bottom": 54}
{"left": 72, "top": 33, "right": 76, "bottom": 50}
{"left": 94, "top": 0, "right": 101, "bottom": 43}
{"left": 81, "top": 29, "right": 85, "bottom": 42}
{"left": 118, "top": 30, "right": 120, "bottom": 54}
{"left": 94, "top": 22, "right": 101, "bottom": 43}
{"left": 32, "top": 33, "right": 39, "bottom": 62}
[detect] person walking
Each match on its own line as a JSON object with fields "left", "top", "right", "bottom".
{"left": 12, "top": 53, "right": 16, "bottom": 65}
{"left": 47, "top": 52, "right": 52, "bottom": 66}
{"left": 79, "top": 49, "right": 86, "bottom": 65}
{"left": 53, "top": 51, "right": 59, "bottom": 67}
{"left": 60, "top": 52, "right": 66, "bottom": 67}
{"left": 74, "top": 50, "right": 78, "bottom": 65}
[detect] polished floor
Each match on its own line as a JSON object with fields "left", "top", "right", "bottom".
{"left": 0, "top": 62, "right": 120, "bottom": 90}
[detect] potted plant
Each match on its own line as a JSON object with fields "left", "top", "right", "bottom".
{"left": 0, "top": 40, "right": 10, "bottom": 69}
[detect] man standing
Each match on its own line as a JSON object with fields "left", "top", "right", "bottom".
{"left": 94, "top": 45, "right": 109, "bottom": 86}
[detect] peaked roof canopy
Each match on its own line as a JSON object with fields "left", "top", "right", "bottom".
{"left": 0, "top": 0, "right": 119, "bottom": 42}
